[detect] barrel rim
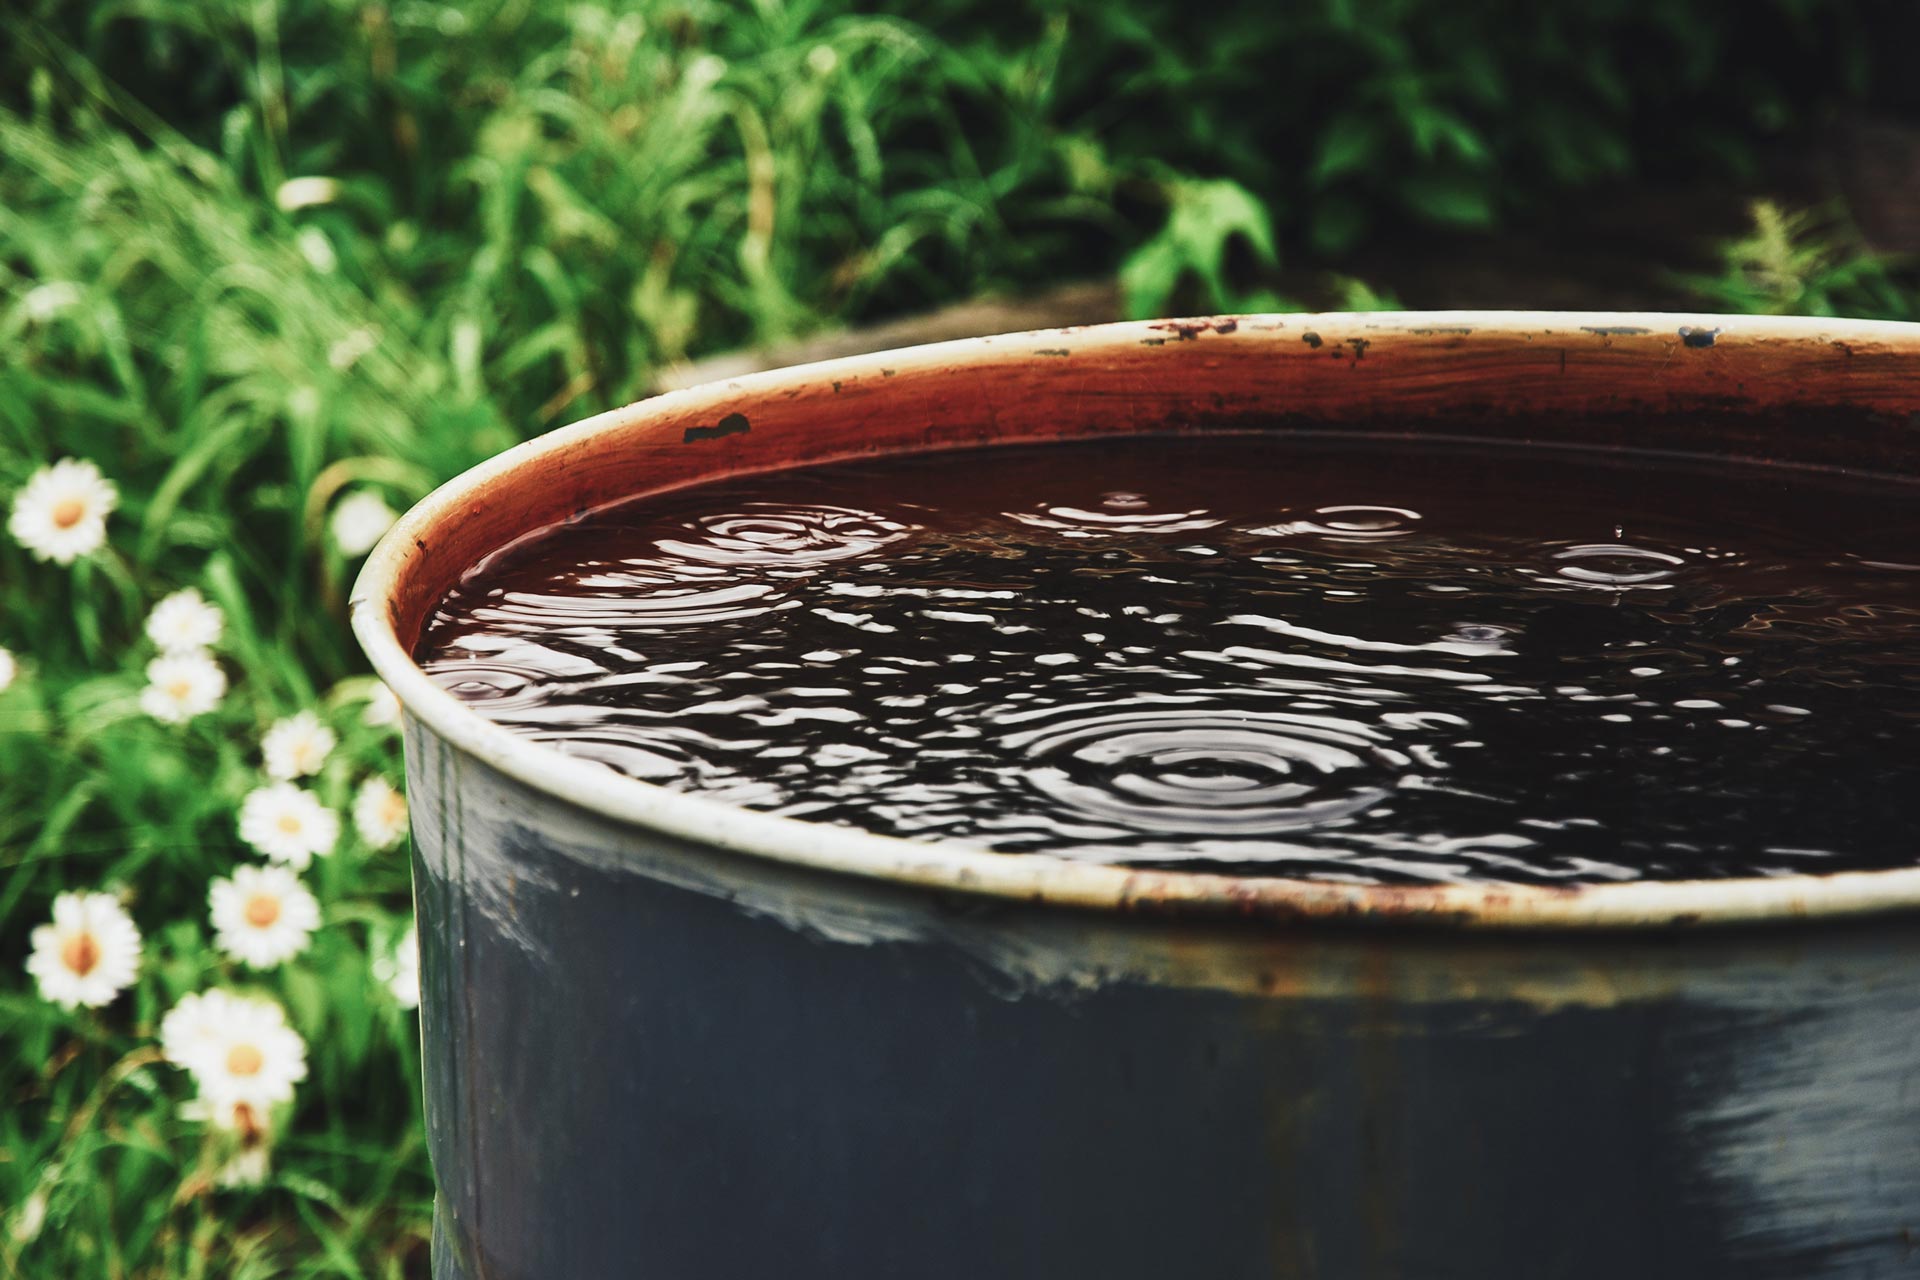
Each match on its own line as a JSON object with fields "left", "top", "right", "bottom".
{"left": 351, "top": 310, "right": 1920, "bottom": 929}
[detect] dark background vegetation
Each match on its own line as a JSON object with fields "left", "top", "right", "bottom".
{"left": 10, "top": 0, "right": 1920, "bottom": 421}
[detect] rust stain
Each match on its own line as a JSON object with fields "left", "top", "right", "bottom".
{"left": 1149, "top": 319, "right": 1226, "bottom": 341}
{"left": 682, "top": 412, "right": 750, "bottom": 443}
{"left": 1106, "top": 867, "right": 1602, "bottom": 929}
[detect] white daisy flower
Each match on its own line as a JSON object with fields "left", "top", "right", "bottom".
{"left": 209, "top": 865, "right": 321, "bottom": 969}
{"left": 139, "top": 652, "right": 227, "bottom": 724}
{"left": 374, "top": 921, "right": 420, "bottom": 1009}
{"left": 330, "top": 490, "right": 398, "bottom": 557}
{"left": 9, "top": 1185, "right": 48, "bottom": 1245}
{"left": 144, "top": 587, "right": 224, "bottom": 654}
{"left": 26, "top": 890, "right": 142, "bottom": 1010}
{"left": 0, "top": 646, "right": 15, "bottom": 693}
{"left": 159, "top": 990, "right": 307, "bottom": 1110}
{"left": 296, "top": 228, "right": 337, "bottom": 274}
{"left": 22, "top": 281, "right": 82, "bottom": 323}
{"left": 273, "top": 175, "right": 340, "bottom": 212}
{"left": 353, "top": 776, "right": 408, "bottom": 850}
{"left": 237, "top": 783, "right": 339, "bottom": 870}
{"left": 215, "top": 1145, "right": 272, "bottom": 1189}
{"left": 262, "top": 710, "right": 336, "bottom": 780}
{"left": 181, "top": 1091, "right": 271, "bottom": 1136}
{"left": 182, "top": 1091, "right": 280, "bottom": 1186}
{"left": 362, "top": 680, "right": 401, "bottom": 728}
{"left": 8, "top": 458, "right": 119, "bottom": 565}
{"left": 159, "top": 989, "right": 229, "bottom": 1068}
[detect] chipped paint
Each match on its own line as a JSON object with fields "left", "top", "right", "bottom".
{"left": 682, "top": 412, "right": 750, "bottom": 443}
{"left": 1149, "top": 319, "right": 1223, "bottom": 341}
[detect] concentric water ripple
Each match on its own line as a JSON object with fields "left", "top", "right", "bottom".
{"left": 1247, "top": 504, "right": 1423, "bottom": 541}
{"left": 994, "top": 703, "right": 1406, "bottom": 836}
{"left": 1548, "top": 542, "right": 1686, "bottom": 588}
{"left": 473, "top": 579, "right": 786, "bottom": 629}
{"left": 1009, "top": 489, "right": 1224, "bottom": 536}
{"left": 654, "top": 503, "right": 916, "bottom": 567}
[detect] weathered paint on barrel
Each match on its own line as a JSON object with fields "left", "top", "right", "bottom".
{"left": 354, "top": 314, "right": 1920, "bottom": 1279}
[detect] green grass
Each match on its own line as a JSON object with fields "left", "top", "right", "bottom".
{"left": 3, "top": 0, "right": 1917, "bottom": 1274}
{"left": 1, "top": 4, "right": 1122, "bottom": 1272}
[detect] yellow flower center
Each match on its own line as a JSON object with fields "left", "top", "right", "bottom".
{"left": 61, "top": 931, "right": 101, "bottom": 976}
{"left": 50, "top": 497, "right": 86, "bottom": 529}
{"left": 244, "top": 894, "right": 281, "bottom": 927}
{"left": 276, "top": 813, "right": 303, "bottom": 835}
{"left": 227, "top": 1043, "right": 265, "bottom": 1076}
{"left": 168, "top": 679, "right": 193, "bottom": 699}
{"left": 380, "top": 792, "right": 406, "bottom": 826}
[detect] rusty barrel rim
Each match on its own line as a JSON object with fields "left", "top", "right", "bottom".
{"left": 351, "top": 311, "right": 1920, "bottom": 929}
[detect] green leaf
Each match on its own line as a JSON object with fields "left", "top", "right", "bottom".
{"left": 1397, "top": 171, "right": 1496, "bottom": 228}
{"left": 1121, "top": 176, "right": 1277, "bottom": 316}
{"left": 1310, "top": 113, "right": 1381, "bottom": 188}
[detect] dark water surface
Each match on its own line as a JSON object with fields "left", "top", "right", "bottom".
{"left": 419, "top": 435, "right": 1920, "bottom": 885}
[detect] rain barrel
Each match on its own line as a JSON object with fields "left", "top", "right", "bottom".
{"left": 352, "top": 313, "right": 1920, "bottom": 1280}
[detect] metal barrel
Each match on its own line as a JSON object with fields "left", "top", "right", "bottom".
{"left": 354, "top": 314, "right": 1920, "bottom": 1279}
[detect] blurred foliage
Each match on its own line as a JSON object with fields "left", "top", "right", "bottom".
{"left": 8, "top": 0, "right": 1919, "bottom": 335}
{"left": 1682, "top": 200, "right": 1917, "bottom": 319}
{"left": 2, "top": 0, "right": 1918, "bottom": 1274}
{"left": 1120, "top": 175, "right": 1283, "bottom": 316}
{"left": 915, "top": 0, "right": 1912, "bottom": 266}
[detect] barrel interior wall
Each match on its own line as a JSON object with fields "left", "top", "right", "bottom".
{"left": 376, "top": 314, "right": 1920, "bottom": 656}
{"left": 408, "top": 744, "right": 1920, "bottom": 1280}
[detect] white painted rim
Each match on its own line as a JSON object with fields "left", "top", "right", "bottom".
{"left": 352, "top": 312, "right": 1920, "bottom": 929}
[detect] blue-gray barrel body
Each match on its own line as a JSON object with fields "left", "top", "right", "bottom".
{"left": 408, "top": 723, "right": 1920, "bottom": 1280}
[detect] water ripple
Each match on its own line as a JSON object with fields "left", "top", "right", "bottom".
{"left": 474, "top": 580, "right": 784, "bottom": 629}
{"left": 993, "top": 702, "right": 1407, "bottom": 836}
{"left": 1549, "top": 542, "right": 1685, "bottom": 588}
{"left": 1247, "top": 504, "right": 1423, "bottom": 541}
{"left": 1009, "top": 489, "right": 1223, "bottom": 536}
{"left": 655, "top": 503, "right": 916, "bottom": 566}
